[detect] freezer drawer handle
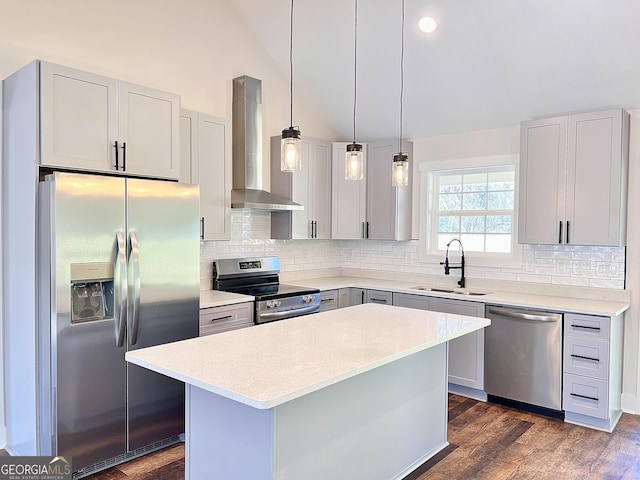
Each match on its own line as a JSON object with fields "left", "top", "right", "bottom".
{"left": 487, "top": 306, "right": 560, "bottom": 322}
{"left": 570, "top": 393, "right": 599, "bottom": 402}
{"left": 115, "top": 231, "right": 127, "bottom": 347}
{"left": 212, "top": 315, "right": 233, "bottom": 322}
{"left": 570, "top": 354, "right": 599, "bottom": 362}
{"left": 571, "top": 324, "right": 601, "bottom": 331}
{"left": 129, "top": 232, "right": 141, "bottom": 345}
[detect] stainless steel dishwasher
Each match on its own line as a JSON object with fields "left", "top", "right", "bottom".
{"left": 484, "top": 305, "right": 563, "bottom": 413}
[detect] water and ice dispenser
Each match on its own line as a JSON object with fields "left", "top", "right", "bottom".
{"left": 70, "top": 262, "right": 115, "bottom": 323}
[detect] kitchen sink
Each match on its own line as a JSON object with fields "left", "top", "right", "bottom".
{"left": 409, "top": 286, "right": 491, "bottom": 296}
{"left": 410, "top": 286, "right": 455, "bottom": 293}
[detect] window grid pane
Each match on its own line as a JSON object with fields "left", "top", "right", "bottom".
{"left": 434, "top": 166, "right": 515, "bottom": 254}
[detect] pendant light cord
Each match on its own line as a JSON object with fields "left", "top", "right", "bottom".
{"left": 352, "top": 0, "right": 358, "bottom": 144}
{"left": 399, "top": 0, "right": 405, "bottom": 153}
{"left": 289, "top": 0, "right": 294, "bottom": 128}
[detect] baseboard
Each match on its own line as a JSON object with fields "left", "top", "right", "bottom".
{"left": 447, "top": 383, "right": 487, "bottom": 402}
{"left": 621, "top": 393, "right": 638, "bottom": 415}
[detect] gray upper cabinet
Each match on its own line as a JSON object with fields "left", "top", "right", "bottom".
{"left": 331, "top": 142, "right": 367, "bottom": 239}
{"left": 271, "top": 136, "right": 332, "bottom": 239}
{"left": 40, "top": 61, "right": 181, "bottom": 180}
{"left": 519, "top": 109, "right": 629, "bottom": 246}
{"left": 366, "top": 139, "right": 413, "bottom": 241}
{"left": 180, "top": 110, "right": 231, "bottom": 240}
{"left": 331, "top": 140, "right": 413, "bottom": 240}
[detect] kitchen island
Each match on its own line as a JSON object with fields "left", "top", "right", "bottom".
{"left": 126, "top": 303, "right": 490, "bottom": 480}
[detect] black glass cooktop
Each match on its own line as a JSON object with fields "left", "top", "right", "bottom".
{"left": 224, "top": 283, "right": 319, "bottom": 301}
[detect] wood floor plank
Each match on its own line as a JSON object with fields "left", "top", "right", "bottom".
{"left": 116, "top": 444, "right": 184, "bottom": 477}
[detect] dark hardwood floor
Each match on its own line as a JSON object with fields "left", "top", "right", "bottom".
{"left": 2, "top": 395, "right": 639, "bottom": 479}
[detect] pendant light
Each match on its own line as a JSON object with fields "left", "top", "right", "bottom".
{"left": 281, "top": 0, "right": 302, "bottom": 172}
{"left": 345, "top": 0, "right": 364, "bottom": 180}
{"left": 392, "top": 0, "right": 409, "bottom": 187}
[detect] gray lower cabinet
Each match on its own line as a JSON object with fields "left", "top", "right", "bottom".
{"left": 199, "top": 302, "right": 254, "bottom": 336}
{"left": 319, "top": 290, "right": 339, "bottom": 311}
{"left": 349, "top": 288, "right": 393, "bottom": 305}
{"left": 338, "top": 288, "right": 352, "bottom": 308}
{"left": 393, "top": 293, "right": 485, "bottom": 397}
{"left": 563, "top": 312, "right": 624, "bottom": 432}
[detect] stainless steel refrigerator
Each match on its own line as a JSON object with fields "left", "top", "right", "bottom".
{"left": 37, "top": 172, "right": 200, "bottom": 474}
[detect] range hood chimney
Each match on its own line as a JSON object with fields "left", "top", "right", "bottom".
{"left": 231, "top": 76, "right": 303, "bottom": 211}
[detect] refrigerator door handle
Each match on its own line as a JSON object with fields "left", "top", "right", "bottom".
{"left": 115, "top": 231, "right": 127, "bottom": 347}
{"left": 129, "top": 232, "right": 142, "bottom": 345}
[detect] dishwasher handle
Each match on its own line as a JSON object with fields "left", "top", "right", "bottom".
{"left": 487, "top": 306, "right": 561, "bottom": 322}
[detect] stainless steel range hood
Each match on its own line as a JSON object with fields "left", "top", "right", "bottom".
{"left": 231, "top": 76, "right": 303, "bottom": 211}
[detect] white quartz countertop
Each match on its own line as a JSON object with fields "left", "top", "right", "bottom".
{"left": 126, "top": 303, "right": 489, "bottom": 409}
{"left": 200, "top": 290, "right": 254, "bottom": 309}
{"left": 292, "top": 276, "right": 629, "bottom": 317}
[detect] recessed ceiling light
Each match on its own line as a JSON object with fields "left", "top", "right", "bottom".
{"left": 418, "top": 16, "right": 438, "bottom": 34}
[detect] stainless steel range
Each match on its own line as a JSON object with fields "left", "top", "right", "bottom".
{"left": 213, "top": 257, "right": 320, "bottom": 324}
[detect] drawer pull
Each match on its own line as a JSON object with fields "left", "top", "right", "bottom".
{"left": 570, "top": 393, "right": 599, "bottom": 402}
{"left": 571, "top": 324, "right": 601, "bottom": 331}
{"left": 570, "top": 354, "right": 599, "bottom": 362}
{"left": 321, "top": 298, "right": 334, "bottom": 303}
{"left": 212, "top": 315, "right": 233, "bottom": 322}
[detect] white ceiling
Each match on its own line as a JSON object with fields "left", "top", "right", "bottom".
{"left": 228, "top": 0, "right": 640, "bottom": 142}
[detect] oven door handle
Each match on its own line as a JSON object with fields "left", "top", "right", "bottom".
{"left": 259, "top": 304, "right": 320, "bottom": 321}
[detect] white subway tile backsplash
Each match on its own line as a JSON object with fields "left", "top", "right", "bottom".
{"left": 199, "top": 211, "right": 626, "bottom": 291}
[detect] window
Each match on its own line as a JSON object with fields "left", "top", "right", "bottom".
{"left": 420, "top": 155, "right": 521, "bottom": 265}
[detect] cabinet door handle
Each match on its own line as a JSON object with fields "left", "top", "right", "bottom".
{"left": 313, "top": 220, "right": 317, "bottom": 238}
{"left": 121, "top": 142, "right": 127, "bottom": 171}
{"left": 558, "top": 221, "right": 563, "bottom": 244}
{"left": 369, "top": 298, "right": 387, "bottom": 304}
{"left": 114, "top": 141, "right": 119, "bottom": 170}
{"left": 361, "top": 290, "right": 365, "bottom": 303}
{"left": 566, "top": 220, "right": 570, "bottom": 244}
{"left": 211, "top": 315, "right": 233, "bottom": 322}
{"left": 362, "top": 222, "right": 365, "bottom": 239}
{"left": 366, "top": 221, "right": 370, "bottom": 239}
{"left": 570, "top": 393, "right": 599, "bottom": 402}
{"left": 570, "top": 354, "right": 599, "bottom": 362}
{"left": 200, "top": 217, "right": 205, "bottom": 240}
{"left": 571, "top": 324, "right": 601, "bottom": 331}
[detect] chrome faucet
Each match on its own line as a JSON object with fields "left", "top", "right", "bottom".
{"left": 440, "top": 238, "right": 465, "bottom": 288}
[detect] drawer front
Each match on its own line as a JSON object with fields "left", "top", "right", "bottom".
{"left": 200, "top": 302, "right": 254, "bottom": 336}
{"left": 319, "top": 290, "right": 338, "bottom": 311}
{"left": 565, "top": 313, "right": 610, "bottom": 341}
{"left": 563, "top": 373, "right": 609, "bottom": 419}
{"left": 564, "top": 337, "right": 610, "bottom": 380}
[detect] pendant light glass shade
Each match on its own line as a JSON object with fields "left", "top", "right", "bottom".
{"left": 345, "top": 142, "right": 364, "bottom": 180}
{"left": 281, "top": 127, "right": 302, "bottom": 172}
{"left": 392, "top": 153, "right": 409, "bottom": 186}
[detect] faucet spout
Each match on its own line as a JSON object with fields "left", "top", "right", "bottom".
{"left": 440, "top": 238, "right": 465, "bottom": 288}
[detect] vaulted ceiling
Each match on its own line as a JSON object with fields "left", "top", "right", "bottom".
{"left": 229, "top": 0, "right": 640, "bottom": 141}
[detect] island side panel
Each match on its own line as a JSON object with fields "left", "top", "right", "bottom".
{"left": 186, "top": 385, "right": 274, "bottom": 479}
{"left": 273, "top": 344, "right": 448, "bottom": 480}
